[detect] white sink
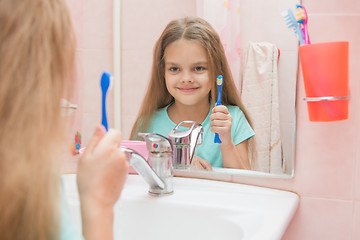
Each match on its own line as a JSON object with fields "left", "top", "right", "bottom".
{"left": 62, "top": 174, "right": 298, "bottom": 240}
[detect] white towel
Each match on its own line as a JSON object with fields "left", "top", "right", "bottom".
{"left": 241, "top": 42, "right": 283, "bottom": 174}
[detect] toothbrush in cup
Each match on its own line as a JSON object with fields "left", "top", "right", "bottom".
{"left": 214, "top": 75, "right": 223, "bottom": 144}
{"left": 100, "top": 71, "right": 113, "bottom": 131}
{"left": 295, "top": 4, "right": 310, "bottom": 45}
{"left": 281, "top": 8, "right": 305, "bottom": 46}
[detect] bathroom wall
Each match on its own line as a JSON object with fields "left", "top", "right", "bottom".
{"left": 62, "top": 0, "right": 114, "bottom": 172}
{"left": 286, "top": 1, "right": 360, "bottom": 238}
{"left": 64, "top": 0, "right": 360, "bottom": 239}
{"left": 231, "top": 1, "right": 360, "bottom": 239}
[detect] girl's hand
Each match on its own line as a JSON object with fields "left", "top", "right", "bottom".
{"left": 210, "top": 106, "right": 251, "bottom": 170}
{"left": 77, "top": 125, "right": 129, "bottom": 240}
{"left": 210, "top": 105, "right": 233, "bottom": 146}
{"left": 77, "top": 125, "right": 128, "bottom": 209}
{"left": 191, "top": 156, "right": 212, "bottom": 171}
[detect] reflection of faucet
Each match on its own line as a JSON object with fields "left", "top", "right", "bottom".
{"left": 168, "top": 121, "right": 203, "bottom": 169}
{"left": 122, "top": 133, "right": 173, "bottom": 195}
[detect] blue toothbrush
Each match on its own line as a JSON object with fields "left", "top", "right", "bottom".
{"left": 100, "top": 71, "right": 112, "bottom": 131}
{"left": 214, "top": 75, "right": 223, "bottom": 144}
{"left": 281, "top": 8, "right": 304, "bottom": 46}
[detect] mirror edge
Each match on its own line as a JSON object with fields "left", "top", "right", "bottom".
{"left": 113, "top": 0, "right": 121, "bottom": 131}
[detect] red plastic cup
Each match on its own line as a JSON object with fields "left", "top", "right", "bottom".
{"left": 299, "top": 41, "right": 349, "bottom": 121}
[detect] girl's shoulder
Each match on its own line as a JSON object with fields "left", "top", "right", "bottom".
{"left": 148, "top": 104, "right": 176, "bottom": 137}
{"left": 225, "top": 105, "right": 249, "bottom": 125}
{"left": 149, "top": 104, "right": 173, "bottom": 126}
{"left": 226, "top": 105, "right": 244, "bottom": 116}
{"left": 153, "top": 105, "right": 170, "bottom": 118}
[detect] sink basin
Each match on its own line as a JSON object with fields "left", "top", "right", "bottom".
{"left": 62, "top": 174, "right": 298, "bottom": 240}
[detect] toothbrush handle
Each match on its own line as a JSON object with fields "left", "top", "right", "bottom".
{"left": 213, "top": 104, "right": 222, "bottom": 143}
{"left": 214, "top": 103, "right": 222, "bottom": 144}
{"left": 303, "top": 24, "right": 310, "bottom": 44}
{"left": 296, "top": 26, "right": 304, "bottom": 46}
{"left": 300, "top": 27, "right": 305, "bottom": 39}
{"left": 214, "top": 133, "right": 221, "bottom": 144}
{"left": 214, "top": 85, "right": 222, "bottom": 144}
{"left": 101, "top": 92, "right": 108, "bottom": 131}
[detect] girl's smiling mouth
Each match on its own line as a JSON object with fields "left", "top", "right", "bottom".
{"left": 177, "top": 87, "right": 199, "bottom": 93}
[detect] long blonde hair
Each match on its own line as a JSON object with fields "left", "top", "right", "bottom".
{"left": 130, "top": 17, "right": 251, "bottom": 139}
{"left": 0, "top": 0, "right": 75, "bottom": 239}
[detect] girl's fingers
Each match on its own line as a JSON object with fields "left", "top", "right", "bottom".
{"left": 210, "top": 114, "right": 232, "bottom": 123}
{"left": 191, "top": 156, "right": 209, "bottom": 170}
{"left": 210, "top": 110, "right": 232, "bottom": 122}
{"left": 210, "top": 107, "right": 233, "bottom": 146}
{"left": 212, "top": 105, "right": 229, "bottom": 114}
{"left": 196, "top": 161, "right": 204, "bottom": 170}
{"left": 211, "top": 126, "right": 230, "bottom": 135}
{"left": 95, "top": 129, "right": 122, "bottom": 151}
{"left": 108, "top": 150, "right": 129, "bottom": 176}
{"left": 210, "top": 113, "right": 226, "bottom": 121}
{"left": 199, "top": 159, "right": 212, "bottom": 171}
{"left": 211, "top": 125, "right": 229, "bottom": 131}
{"left": 83, "top": 125, "right": 106, "bottom": 157}
{"left": 210, "top": 118, "right": 232, "bottom": 128}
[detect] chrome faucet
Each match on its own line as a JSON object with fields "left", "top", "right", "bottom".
{"left": 168, "top": 121, "right": 203, "bottom": 169}
{"left": 121, "top": 122, "right": 202, "bottom": 195}
{"left": 122, "top": 133, "right": 173, "bottom": 196}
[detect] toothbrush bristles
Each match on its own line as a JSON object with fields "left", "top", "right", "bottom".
{"left": 295, "top": 10, "right": 306, "bottom": 23}
{"left": 282, "top": 9, "right": 302, "bottom": 36}
{"left": 216, "top": 75, "right": 223, "bottom": 85}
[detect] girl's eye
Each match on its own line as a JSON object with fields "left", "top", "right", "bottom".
{"left": 194, "top": 66, "right": 206, "bottom": 72}
{"left": 169, "top": 67, "right": 180, "bottom": 72}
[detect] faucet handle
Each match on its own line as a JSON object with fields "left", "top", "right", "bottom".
{"left": 168, "top": 121, "right": 203, "bottom": 169}
{"left": 193, "top": 124, "right": 203, "bottom": 145}
{"left": 189, "top": 124, "right": 203, "bottom": 160}
{"left": 168, "top": 121, "right": 196, "bottom": 144}
{"left": 121, "top": 147, "right": 165, "bottom": 190}
{"left": 138, "top": 133, "right": 172, "bottom": 153}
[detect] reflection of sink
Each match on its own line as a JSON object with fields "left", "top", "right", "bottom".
{"left": 62, "top": 174, "right": 298, "bottom": 240}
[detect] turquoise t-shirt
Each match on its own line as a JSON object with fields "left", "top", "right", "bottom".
{"left": 60, "top": 181, "right": 84, "bottom": 240}
{"left": 147, "top": 104, "right": 255, "bottom": 167}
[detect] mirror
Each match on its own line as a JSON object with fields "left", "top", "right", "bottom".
{"left": 115, "top": 0, "right": 299, "bottom": 177}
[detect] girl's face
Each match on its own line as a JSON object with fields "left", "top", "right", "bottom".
{"left": 164, "top": 39, "right": 212, "bottom": 108}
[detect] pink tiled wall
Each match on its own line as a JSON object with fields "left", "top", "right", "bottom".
{"left": 231, "top": 1, "right": 360, "bottom": 239}
{"left": 62, "top": 0, "right": 114, "bottom": 172}
{"left": 282, "top": 1, "right": 360, "bottom": 238}
{"left": 65, "top": 0, "right": 360, "bottom": 238}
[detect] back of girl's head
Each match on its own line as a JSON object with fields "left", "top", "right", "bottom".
{"left": 130, "top": 17, "right": 246, "bottom": 139}
{"left": 0, "top": 0, "right": 75, "bottom": 239}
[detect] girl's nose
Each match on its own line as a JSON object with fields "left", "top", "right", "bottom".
{"left": 181, "top": 71, "right": 194, "bottom": 83}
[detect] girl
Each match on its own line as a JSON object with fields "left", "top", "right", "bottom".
{"left": 0, "top": 0, "right": 128, "bottom": 240}
{"left": 130, "top": 17, "right": 254, "bottom": 170}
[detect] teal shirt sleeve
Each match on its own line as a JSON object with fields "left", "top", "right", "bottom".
{"left": 228, "top": 105, "right": 255, "bottom": 145}
{"left": 60, "top": 181, "right": 84, "bottom": 240}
